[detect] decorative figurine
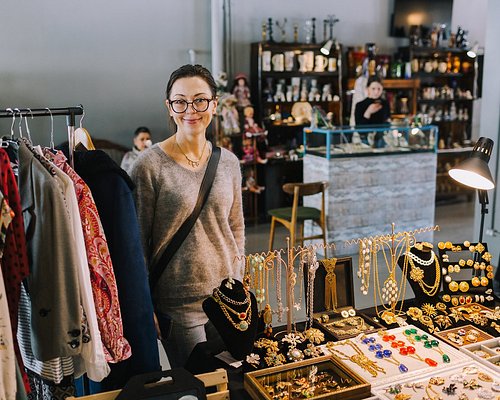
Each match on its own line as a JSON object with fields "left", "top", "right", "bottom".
{"left": 455, "top": 26, "right": 469, "bottom": 49}
{"left": 293, "top": 23, "right": 299, "bottom": 43}
{"left": 232, "top": 72, "right": 251, "bottom": 108}
{"left": 325, "top": 15, "right": 340, "bottom": 42}
{"left": 243, "top": 106, "right": 267, "bottom": 136}
{"left": 276, "top": 18, "right": 288, "bottom": 42}
{"left": 219, "top": 94, "right": 240, "bottom": 136}
{"left": 244, "top": 168, "right": 265, "bottom": 193}
{"left": 304, "top": 19, "right": 313, "bottom": 44}
{"left": 267, "top": 18, "right": 274, "bottom": 42}
{"left": 311, "top": 17, "right": 317, "bottom": 44}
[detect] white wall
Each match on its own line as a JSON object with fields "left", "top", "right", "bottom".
{"left": 0, "top": 0, "right": 490, "bottom": 147}
{"left": 0, "top": 0, "right": 211, "bottom": 147}
{"left": 474, "top": 0, "right": 500, "bottom": 259}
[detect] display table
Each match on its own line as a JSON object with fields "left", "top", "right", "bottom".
{"left": 303, "top": 125, "right": 438, "bottom": 251}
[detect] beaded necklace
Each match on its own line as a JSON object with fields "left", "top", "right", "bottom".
{"left": 360, "top": 336, "right": 409, "bottom": 373}
{"left": 379, "top": 332, "right": 438, "bottom": 367}
{"left": 406, "top": 252, "right": 441, "bottom": 297}
{"left": 403, "top": 328, "right": 450, "bottom": 363}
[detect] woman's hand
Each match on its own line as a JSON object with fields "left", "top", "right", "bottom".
{"left": 364, "top": 102, "right": 383, "bottom": 119}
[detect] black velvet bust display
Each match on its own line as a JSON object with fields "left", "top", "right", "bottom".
{"left": 398, "top": 244, "right": 441, "bottom": 306}
{"left": 203, "top": 278, "right": 259, "bottom": 360}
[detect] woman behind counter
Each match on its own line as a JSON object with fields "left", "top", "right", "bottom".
{"left": 121, "top": 126, "right": 152, "bottom": 174}
{"left": 131, "top": 64, "right": 245, "bottom": 367}
{"left": 354, "top": 76, "right": 391, "bottom": 148}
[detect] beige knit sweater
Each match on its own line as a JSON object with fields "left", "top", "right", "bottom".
{"left": 131, "top": 144, "right": 245, "bottom": 304}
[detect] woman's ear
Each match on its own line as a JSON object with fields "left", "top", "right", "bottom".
{"left": 165, "top": 100, "right": 174, "bottom": 118}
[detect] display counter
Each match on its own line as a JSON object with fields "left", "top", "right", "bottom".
{"left": 303, "top": 125, "right": 438, "bottom": 251}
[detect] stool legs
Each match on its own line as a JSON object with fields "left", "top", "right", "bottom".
{"left": 269, "top": 217, "right": 276, "bottom": 251}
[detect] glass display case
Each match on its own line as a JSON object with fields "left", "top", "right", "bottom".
{"left": 244, "top": 355, "right": 371, "bottom": 400}
{"left": 303, "top": 124, "right": 438, "bottom": 159}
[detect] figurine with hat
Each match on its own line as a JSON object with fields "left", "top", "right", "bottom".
{"left": 232, "top": 72, "right": 252, "bottom": 108}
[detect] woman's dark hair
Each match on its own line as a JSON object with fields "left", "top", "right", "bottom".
{"left": 165, "top": 64, "right": 217, "bottom": 100}
{"left": 134, "top": 126, "right": 150, "bottom": 137}
{"left": 366, "top": 75, "right": 383, "bottom": 88}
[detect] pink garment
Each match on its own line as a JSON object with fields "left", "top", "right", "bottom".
{"left": 47, "top": 150, "right": 131, "bottom": 363}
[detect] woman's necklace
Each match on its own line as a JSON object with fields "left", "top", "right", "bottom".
{"left": 175, "top": 137, "right": 207, "bottom": 168}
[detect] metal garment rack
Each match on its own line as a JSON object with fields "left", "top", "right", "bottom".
{"left": 0, "top": 106, "right": 84, "bottom": 167}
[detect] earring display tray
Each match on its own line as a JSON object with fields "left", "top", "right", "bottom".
{"left": 434, "top": 324, "right": 495, "bottom": 349}
{"left": 319, "top": 325, "right": 469, "bottom": 388}
{"left": 438, "top": 241, "right": 494, "bottom": 307}
{"left": 313, "top": 308, "right": 384, "bottom": 341}
{"left": 462, "top": 338, "right": 500, "bottom": 372}
{"left": 244, "top": 355, "right": 371, "bottom": 400}
{"left": 372, "top": 360, "right": 500, "bottom": 400}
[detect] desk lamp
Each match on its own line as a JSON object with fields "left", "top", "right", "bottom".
{"left": 320, "top": 15, "right": 339, "bottom": 55}
{"left": 449, "top": 137, "right": 495, "bottom": 245}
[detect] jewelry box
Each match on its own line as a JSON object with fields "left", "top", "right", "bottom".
{"left": 372, "top": 360, "right": 500, "bottom": 400}
{"left": 435, "top": 324, "right": 495, "bottom": 349}
{"left": 461, "top": 338, "right": 500, "bottom": 372}
{"left": 306, "top": 257, "right": 384, "bottom": 340}
{"left": 437, "top": 241, "right": 494, "bottom": 308}
{"left": 244, "top": 355, "right": 371, "bottom": 400}
{"left": 320, "top": 325, "right": 468, "bottom": 388}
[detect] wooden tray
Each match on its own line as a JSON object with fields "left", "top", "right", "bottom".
{"left": 435, "top": 324, "right": 495, "bottom": 349}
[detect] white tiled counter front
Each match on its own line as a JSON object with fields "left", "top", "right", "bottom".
{"left": 303, "top": 152, "right": 437, "bottom": 252}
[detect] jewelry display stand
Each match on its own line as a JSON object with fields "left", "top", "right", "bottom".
{"left": 203, "top": 278, "right": 259, "bottom": 360}
{"left": 398, "top": 243, "right": 441, "bottom": 306}
{"left": 321, "top": 325, "right": 469, "bottom": 388}
{"left": 438, "top": 242, "right": 495, "bottom": 308}
{"left": 372, "top": 360, "right": 500, "bottom": 400}
{"left": 348, "top": 224, "right": 440, "bottom": 325}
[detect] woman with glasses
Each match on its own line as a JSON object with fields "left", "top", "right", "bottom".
{"left": 131, "top": 64, "right": 245, "bottom": 367}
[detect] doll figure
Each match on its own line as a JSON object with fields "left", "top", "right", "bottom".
{"left": 232, "top": 72, "right": 251, "bottom": 108}
{"left": 243, "top": 106, "right": 266, "bottom": 135}
{"left": 219, "top": 94, "right": 241, "bottom": 136}
{"left": 241, "top": 137, "right": 255, "bottom": 163}
{"left": 243, "top": 107, "right": 268, "bottom": 164}
{"left": 244, "top": 168, "right": 265, "bottom": 194}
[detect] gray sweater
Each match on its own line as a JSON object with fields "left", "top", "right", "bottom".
{"left": 131, "top": 144, "right": 245, "bottom": 303}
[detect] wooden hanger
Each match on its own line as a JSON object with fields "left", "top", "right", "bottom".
{"left": 74, "top": 107, "right": 95, "bottom": 150}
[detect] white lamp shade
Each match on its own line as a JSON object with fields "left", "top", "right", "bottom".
{"left": 320, "top": 39, "right": 333, "bottom": 55}
{"left": 449, "top": 168, "right": 494, "bottom": 190}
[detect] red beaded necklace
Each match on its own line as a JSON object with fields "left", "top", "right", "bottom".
{"left": 380, "top": 332, "right": 438, "bottom": 367}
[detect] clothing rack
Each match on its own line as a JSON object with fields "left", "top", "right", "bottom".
{"left": 0, "top": 105, "right": 84, "bottom": 167}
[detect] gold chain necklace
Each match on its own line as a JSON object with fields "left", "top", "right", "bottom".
{"left": 407, "top": 255, "right": 441, "bottom": 296}
{"left": 326, "top": 340, "right": 386, "bottom": 377}
{"left": 175, "top": 137, "right": 207, "bottom": 168}
{"left": 211, "top": 291, "right": 252, "bottom": 331}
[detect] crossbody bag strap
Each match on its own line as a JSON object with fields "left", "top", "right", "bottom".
{"left": 149, "top": 146, "right": 221, "bottom": 292}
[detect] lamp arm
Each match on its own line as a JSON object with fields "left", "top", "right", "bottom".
{"left": 478, "top": 189, "right": 489, "bottom": 246}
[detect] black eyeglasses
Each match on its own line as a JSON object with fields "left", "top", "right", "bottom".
{"left": 168, "top": 98, "right": 214, "bottom": 113}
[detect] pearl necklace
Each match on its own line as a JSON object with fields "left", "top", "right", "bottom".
{"left": 405, "top": 250, "right": 435, "bottom": 266}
